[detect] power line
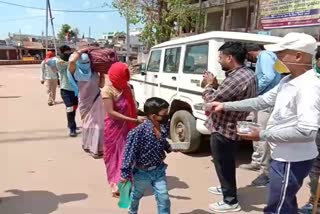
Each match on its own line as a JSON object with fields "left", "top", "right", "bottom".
{"left": 0, "top": 15, "right": 45, "bottom": 22}
{"left": 0, "top": 0, "right": 118, "bottom": 13}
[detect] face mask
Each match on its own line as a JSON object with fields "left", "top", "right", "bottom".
{"left": 274, "top": 59, "right": 312, "bottom": 74}
{"left": 158, "top": 115, "right": 169, "bottom": 124}
{"left": 61, "top": 52, "right": 72, "bottom": 62}
{"left": 274, "top": 60, "right": 291, "bottom": 74}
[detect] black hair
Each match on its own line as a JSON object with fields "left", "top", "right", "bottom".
{"left": 59, "top": 45, "right": 71, "bottom": 53}
{"left": 245, "top": 43, "right": 265, "bottom": 52}
{"left": 218, "top": 42, "right": 247, "bottom": 64}
{"left": 144, "top": 97, "right": 169, "bottom": 116}
{"left": 316, "top": 48, "right": 320, "bottom": 60}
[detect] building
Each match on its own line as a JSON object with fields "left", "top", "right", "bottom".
{"left": 0, "top": 40, "right": 19, "bottom": 60}
{"left": 189, "top": 0, "right": 320, "bottom": 40}
{"left": 190, "top": 0, "right": 259, "bottom": 33}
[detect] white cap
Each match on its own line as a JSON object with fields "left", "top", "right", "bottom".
{"left": 264, "top": 32, "right": 317, "bottom": 55}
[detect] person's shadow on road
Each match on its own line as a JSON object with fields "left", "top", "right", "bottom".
{"left": 0, "top": 189, "right": 88, "bottom": 214}
{"left": 238, "top": 186, "right": 267, "bottom": 212}
{"left": 179, "top": 209, "right": 211, "bottom": 214}
{"left": 144, "top": 176, "right": 191, "bottom": 200}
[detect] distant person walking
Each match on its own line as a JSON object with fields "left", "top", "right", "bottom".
{"left": 55, "top": 45, "right": 78, "bottom": 137}
{"left": 40, "top": 51, "right": 58, "bottom": 106}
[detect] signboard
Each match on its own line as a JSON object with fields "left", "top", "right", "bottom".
{"left": 260, "top": 0, "right": 320, "bottom": 29}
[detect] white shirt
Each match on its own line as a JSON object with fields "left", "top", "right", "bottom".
{"left": 261, "top": 69, "right": 320, "bottom": 162}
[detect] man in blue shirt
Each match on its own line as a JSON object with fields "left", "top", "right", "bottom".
{"left": 121, "top": 97, "right": 172, "bottom": 214}
{"left": 239, "top": 44, "right": 281, "bottom": 186}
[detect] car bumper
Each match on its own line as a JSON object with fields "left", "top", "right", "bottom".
{"left": 196, "top": 118, "right": 210, "bottom": 135}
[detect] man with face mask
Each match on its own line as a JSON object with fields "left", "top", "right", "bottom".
{"left": 238, "top": 44, "right": 281, "bottom": 187}
{"left": 202, "top": 42, "right": 257, "bottom": 213}
{"left": 55, "top": 45, "right": 78, "bottom": 137}
{"left": 299, "top": 49, "right": 320, "bottom": 213}
{"left": 207, "top": 33, "right": 320, "bottom": 214}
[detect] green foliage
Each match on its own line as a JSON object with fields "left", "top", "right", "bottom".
{"left": 112, "top": 0, "right": 201, "bottom": 48}
{"left": 57, "top": 24, "right": 79, "bottom": 40}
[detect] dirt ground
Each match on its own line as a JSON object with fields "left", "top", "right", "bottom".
{"left": 0, "top": 65, "right": 309, "bottom": 214}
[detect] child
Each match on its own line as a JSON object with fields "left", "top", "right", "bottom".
{"left": 120, "top": 97, "right": 172, "bottom": 214}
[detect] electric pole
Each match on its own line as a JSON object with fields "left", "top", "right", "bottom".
{"left": 45, "top": 0, "right": 48, "bottom": 53}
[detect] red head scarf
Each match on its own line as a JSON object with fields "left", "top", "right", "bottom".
{"left": 45, "top": 51, "right": 55, "bottom": 62}
{"left": 108, "top": 62, "right": 137, "bottom": 129}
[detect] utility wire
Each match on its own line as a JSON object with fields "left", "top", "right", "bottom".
{"left": 0, "top": 15, "right": 45, "bottom": 22}
{"left": 0, "top": 0, "right": 118, "bottom": 13}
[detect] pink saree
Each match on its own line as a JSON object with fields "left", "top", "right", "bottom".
{"left": 103, "top": 92, "right": 131, "bottom": 192}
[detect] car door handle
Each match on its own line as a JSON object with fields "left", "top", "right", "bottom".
{"left": 171, "top": 76, "right": 177, "bottom": 81}
{"left": 154, "top": 75, "right": 158, "bottom": 78}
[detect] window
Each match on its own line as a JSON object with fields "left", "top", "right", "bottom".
{"left": 163, "top": 47, "right": 181, "bottom": 73}
{"left": 183, "top": 43, "right": 208, "bottom": 74}
{"left": 147, "top": 50, "right": 162, "bottom": 72}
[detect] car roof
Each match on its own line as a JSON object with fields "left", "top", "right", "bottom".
{"left": 152, "top": 31, "right": 281, "bottom": 49}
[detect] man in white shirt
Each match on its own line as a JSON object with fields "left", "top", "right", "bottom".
{"left": 40, "top": 50, "right": 58, "bottom": 106}
{"left": 207, "top": 33, "right": 320, "bottom": 213}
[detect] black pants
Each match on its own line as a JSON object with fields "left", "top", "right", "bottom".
{"left": 210, "top": 132, "right": 238, "bottom": 205}
{"left": 60, "top": 89, "right": 78, "bottom": 131}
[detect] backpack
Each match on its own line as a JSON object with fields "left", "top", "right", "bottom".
{"left": 86, "top": 48, "right": 118, "bottom": 74}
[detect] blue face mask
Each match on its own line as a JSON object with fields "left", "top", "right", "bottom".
{"left": 74, "top": 53, "right": 92, "bottom": 81}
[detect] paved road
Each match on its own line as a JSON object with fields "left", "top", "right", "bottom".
{"left": 0, "top": 65, "right": 309, "bottom": 214}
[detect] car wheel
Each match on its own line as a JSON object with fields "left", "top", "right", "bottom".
{"left": 170, "top": 110, "right": 201, "bottom": 153}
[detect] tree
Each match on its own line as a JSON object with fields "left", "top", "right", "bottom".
{"left": 57, "top": 24, "right": 79, "bottom": 41}
{"left": 112, "top": 0, "right": 201, "bottom": 48}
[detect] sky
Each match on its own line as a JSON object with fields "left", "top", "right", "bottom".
{"left": 0, "top": 0, "right": 128, "bottom": 39}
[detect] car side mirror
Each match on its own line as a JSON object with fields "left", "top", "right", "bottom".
{"left": 139, "top": 63, "right": 146, "bottom": 76}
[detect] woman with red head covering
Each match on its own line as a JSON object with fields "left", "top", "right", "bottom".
{"left": 40, "top": 50, "right": 58, "bottom": 106}
{"left": 101, "top": 62, "right": 144, "bottom": 197}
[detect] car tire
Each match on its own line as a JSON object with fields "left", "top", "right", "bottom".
{"left": 170, "top": 110, "right": 201, "bottom": 153}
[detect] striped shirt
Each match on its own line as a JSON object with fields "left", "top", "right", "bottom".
{"left": 203, "top": 66, "right": 257, "bottom": 140}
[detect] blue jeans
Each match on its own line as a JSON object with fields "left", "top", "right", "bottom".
{"left": 129, "top": 163, "right": 171, "bottom": 214}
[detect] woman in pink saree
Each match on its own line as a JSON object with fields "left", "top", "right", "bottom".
{"left": 101, "top": 62, "right": 143, "bottom": 197}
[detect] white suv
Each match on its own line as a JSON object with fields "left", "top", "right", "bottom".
{"left": 131, "top": 31, "right": 280, "bottom": 152}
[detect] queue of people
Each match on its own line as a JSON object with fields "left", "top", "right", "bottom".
{"left": 38, "top": 32, "right": 320, "bottom": 214}
{"left": 204, "top": 33, "right": 320, "bottom": 213}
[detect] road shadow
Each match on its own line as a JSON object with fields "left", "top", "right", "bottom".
{"left": 0, "top": 96, "right": 21, "bottom": 99}
{"left": 0, "top": 128, "right": 67, "bottom": 135}
{"left": 0, "top": 135, "right": 71, "bottom": 144}
{"left": 54, "top": 101, "right": 64, "bottom": 105}
{"left": 0, "top": 189, "right": 88, "bottom": 214}
{"left": 144, "top": 176, "right": 191, "bottom": 200}
{"left": 179, "top": 209, "right": 211, "bottom": 214}
{"left": 238, "top": 186, "right": 267, "bottom": 212}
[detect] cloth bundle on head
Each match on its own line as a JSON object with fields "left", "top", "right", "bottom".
{"left": 67, "top": 53, "right": 93, "bottom": 97}
{"left": 108, "top": 62, "right": 137, "bottom": 129}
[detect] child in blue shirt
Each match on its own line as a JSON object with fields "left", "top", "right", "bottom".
{"left": 121, "top": 97, "right": 172, "bottom": 214}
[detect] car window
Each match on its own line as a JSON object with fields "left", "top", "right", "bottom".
{"left": 147, "top": 50, "right": 162, "bottom": 72}
{"left": 163, "top": 47, "right": 181, "bottom": 73}
{"left": 183, "top": 43, "right": 208, "bottom": 74}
